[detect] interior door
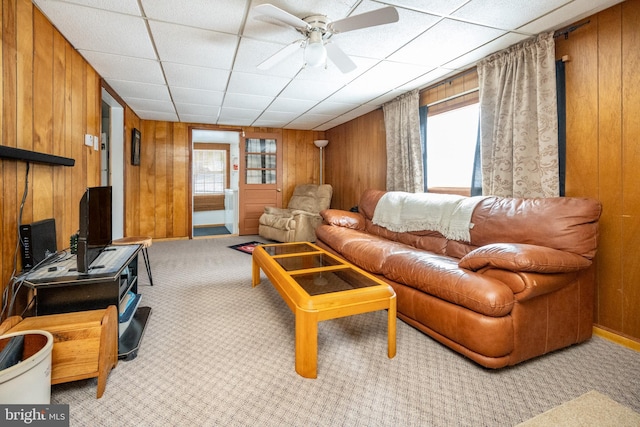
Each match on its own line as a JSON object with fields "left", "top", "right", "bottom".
{"left": 238, "top": 132, "right": 282, "bottom": 235}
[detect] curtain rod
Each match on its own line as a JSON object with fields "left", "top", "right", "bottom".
{"left": 426, "top": 87, "right": 479, "bottom": 108}
{"left": 554, "top": 20, "right": 590, "bottom": 39}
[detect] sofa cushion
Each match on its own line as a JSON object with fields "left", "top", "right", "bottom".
{"left": 459, "top": 243, "right": 592, "bottom": 273}
{"left": 469, "top": 197, "right": 601, "bottom": 259}
{"left": 315, "top": 226, "right": 410, "bottom": 274}
{"left": 320, "top": 209, "right": 365, "bottom": 230}
{"left": 382, "top": 251, "right": 515, "bottom": 317}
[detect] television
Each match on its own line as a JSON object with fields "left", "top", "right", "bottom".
{"left": 77, "top": 186, "right": 112, "bottom": 273}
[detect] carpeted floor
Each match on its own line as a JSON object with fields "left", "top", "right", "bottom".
{"left": 50, "top": 237, "right": 640, "bottom": 426}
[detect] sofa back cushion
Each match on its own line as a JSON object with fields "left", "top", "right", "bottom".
{"left": 288, "top": 184, "right": 333, "bottom": 214}
{"left": 358, "top": 189, "right": 601, "bottom": 260}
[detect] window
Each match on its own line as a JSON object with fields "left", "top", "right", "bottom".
{"left": 245, "top": 138, "right": 277, "bottom": 184}
{"left": 193, "top": 145, "right": 228, "bottom": 194}
{"left": 424, "top": 103, "right": 479, "bottom": 194}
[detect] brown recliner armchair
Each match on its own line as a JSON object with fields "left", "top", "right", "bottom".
{"left": 258, "top": 184, "right": 332, "bottom": 242}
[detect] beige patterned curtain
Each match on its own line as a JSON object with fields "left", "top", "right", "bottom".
{"left": 382, "top": 89, "right": 423, "bottom": 192}
{"left": 477, "top": 32, "right": 559, "bottom": 197}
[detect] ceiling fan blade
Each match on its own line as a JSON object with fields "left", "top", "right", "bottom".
{"left": 257, "top": 41, "right": 302, "bottom": 70}
{"left": 325, "top": 43, "right": 357, "bottom": 73}
{"left": 329, "top": 6, "right": 399, "bottom": 34}
{"left": 253, "top": 3, "right": 310, "bottom": 31}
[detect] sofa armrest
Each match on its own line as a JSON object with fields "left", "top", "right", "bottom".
{"left": 320, "top": 209, "right": 365, "bottom": 230}
{"left": 264, "top": 206, "right": 292, "bottom": 217}
{"left": 459, "top": 243, "right": 591, "bottom": 273}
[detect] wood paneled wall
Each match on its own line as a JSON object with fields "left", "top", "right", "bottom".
{"left": 556, "top": 0, "right": 640, "bottom": 340}
{"left": 324, "top": 109, "right": 387, "bottom": 210}
{"left": 121, "top": 122, "right": 325, "bottom": 239}
{"left": 1, "top": 1, "right": 101, "bottom": 297}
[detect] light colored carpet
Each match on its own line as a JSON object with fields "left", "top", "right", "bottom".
{"left": 517, "top": 390, "right": 640, "bottom": 427}
{"left": 50, "top": 237, "right": 640, "bottom": 426}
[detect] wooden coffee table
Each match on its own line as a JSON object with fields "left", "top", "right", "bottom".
{"left": 252, "top": 242, "right": 396, "bottom": 378}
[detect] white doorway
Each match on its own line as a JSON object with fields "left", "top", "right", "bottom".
{"left": 101, "top": 88, "right": 124, "bottom": 240}
{"left": 191, "top": 129, "right": 240, "bottom": 237}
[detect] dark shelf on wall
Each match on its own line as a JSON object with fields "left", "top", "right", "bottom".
{"left": 0, "top": 145, "right": 75, "bottom": 167}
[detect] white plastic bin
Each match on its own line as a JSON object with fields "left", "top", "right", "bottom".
{"left": 0, "top": 330, "right": 53, "bottom": 404}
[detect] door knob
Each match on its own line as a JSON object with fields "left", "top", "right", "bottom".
{"left": 277, "top": 188, "right": 282, "bottom": 192}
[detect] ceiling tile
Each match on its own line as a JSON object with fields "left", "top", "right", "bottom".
{"left": 81, "top": 51, "right": 165, "bottom": 85}
{"left": 105, "top": 80, "right": 171, "bottom": 101}
{"left": 35, "top": 1, "right": 156, "bottom": 59}
{"left": 223, "top": 93, "right": 275, "bottom": 110}
{"left": 141, "top": 0, "right": 246, "bottom": 33}
{"left": 170, "top": 87, "right": 225, "bottom": 107}
{"left": 278, "top": 79, "right": 345, "bottom": 101}
{"left": 180, "top": 114, "right": 219, "bottom": 125}
{"left": 149, "top": 21, "right": 238, "bottom": 70}
{"left": 43, "top": 0, "right": 142, "bottom": 15}
{"left": 255, "top": 110, "right": 301, "bottom": 123}
{"left": 306, "top": 101, "right": 359, "bottom": 116}
{"left": 175, "top": 103, "right": 220, "bottom": 117}
{"left": 163, "top": 63, "right": 231, "bottom": 92}
{"left": 125, "top": 98, "right": 176, "bottom": 114}
{"left": 266, "top": 97, "right": 318, "bottom": 113}
{"left": 226, "top": 72, "right": 291, "bottom": 97}
{"left": 327, "top": 60, "right": 431, "bottom": 104}
{"left": 135, "top": 110, "right": 179, "bottom": 122}
{"left": 388, "top": 18, "right": 505, "bottom": 68}
{"left": 330, "top": 1, "right": 441, "bottom": 60}
{"left": 452, "top": 0, "right": 572, "bottom": 30}
{"left": 218, "top": 107, "right": 263, "bottom": 126}
{"left": 382, "top": 0, "right": 470, "bottom": 15}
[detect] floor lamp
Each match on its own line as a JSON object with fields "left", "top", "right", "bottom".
{"left": 313, "top": 139, "right": 329, "bottom": 185}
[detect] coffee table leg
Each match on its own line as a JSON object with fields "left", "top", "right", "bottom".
{"left": 388, "top": 296, "right": 397, "bottom": 358}
{"left": 295, "top": 308, "right": 318, "bottom": 378}
{"left": 252, "top": 258, "right": 261, "bottom": 287}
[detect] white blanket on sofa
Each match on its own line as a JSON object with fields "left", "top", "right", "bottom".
{"left": 371, "top": 191, "right": 487, "bottom": 242}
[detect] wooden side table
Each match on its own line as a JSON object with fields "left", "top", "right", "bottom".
{"left": 112, "top": 236, "right": 154, "bottom": 286}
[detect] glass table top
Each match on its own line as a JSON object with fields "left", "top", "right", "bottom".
{"left": 275, "top": 253, "right": 342, "bottom": 271}
{"left": 292, "top": 269, "right": 383, "bottom": 296}
{"left": 260, "top": 242, "right": 386, "bottom": 296}
{"left": 263, "top": 243, "right": 316, "bottom": 256}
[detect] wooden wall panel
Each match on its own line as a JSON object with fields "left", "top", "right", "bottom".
{"left": 596, "top": 7, "right": 623, "bottom": 331}
{"left": 281, "top": 129, "right": 324, "bottom": 204}
{"left": 549, "top": 0, "right": 640, "bottom": 340}
{"left": 1, "top": 1, "right": 103, "bottom": 307}
{"left": 325, "top": 109, "right": 386, "bottom": 210}
{"left": 124, "top": 106, "right": 141, "bottom": 236}
{"left": 621, "top": 0, "right": 640, "bottom": 337}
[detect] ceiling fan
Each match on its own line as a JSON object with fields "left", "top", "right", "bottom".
{"left": 253, "top": 3, "right": 399, "bottom": 73}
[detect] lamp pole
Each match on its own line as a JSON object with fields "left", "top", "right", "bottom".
{"left": 313, "top": 140, "right": 329, "bottom": 184}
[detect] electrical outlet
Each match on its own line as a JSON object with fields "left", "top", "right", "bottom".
{"left": 85, "top": 134, "right": 93, "bottom": 147}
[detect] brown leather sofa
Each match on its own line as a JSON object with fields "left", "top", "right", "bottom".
{"left": 316, "top": 189, "right": 602, "bottom": 368}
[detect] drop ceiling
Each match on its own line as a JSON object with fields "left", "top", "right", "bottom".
{"left": 33, "top": 0, "right": 622, "bottom": 131}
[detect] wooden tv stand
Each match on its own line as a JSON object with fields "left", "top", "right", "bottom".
{"left": 21, "top": 244, "right": 151, "bottom": 360}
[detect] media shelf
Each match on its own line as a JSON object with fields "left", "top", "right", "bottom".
{"left": 22, "top": 244, "right": 151, "bottom": 360}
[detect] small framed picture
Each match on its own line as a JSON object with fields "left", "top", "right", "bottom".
{"left": 131, "top": 128, "right": 141, "bottom": 166}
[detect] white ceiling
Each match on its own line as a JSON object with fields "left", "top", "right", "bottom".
{"left": 33, "top": 0, "right": 621, "bottom": 131}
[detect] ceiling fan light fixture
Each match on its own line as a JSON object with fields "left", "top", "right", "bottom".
{"left": 304, "top": 30, "right": 326, "bottom": 68}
